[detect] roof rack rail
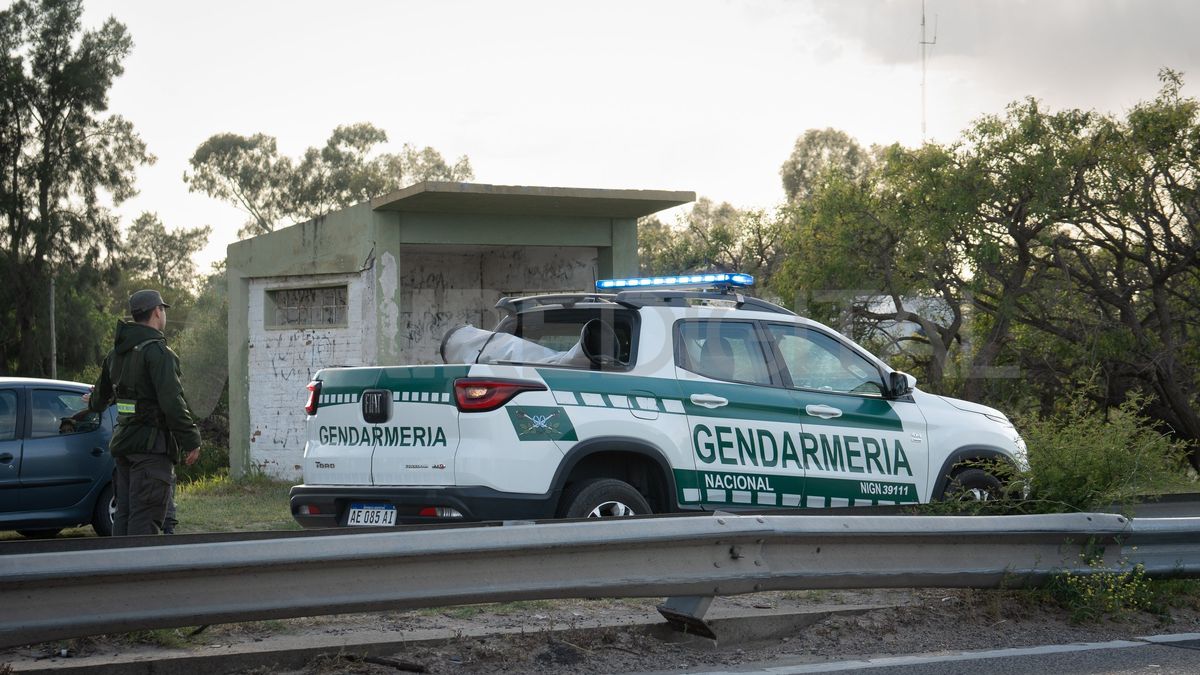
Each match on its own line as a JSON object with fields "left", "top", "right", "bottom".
{"left": 495, "top": 293, "right": 619, "bottom": 316}
{"left": 614, "top": 290, "right": 796, "bottom": 316}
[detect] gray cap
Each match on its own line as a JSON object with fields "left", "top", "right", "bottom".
{"left": 129, "top": 289, "right": 171, "bottom": 315}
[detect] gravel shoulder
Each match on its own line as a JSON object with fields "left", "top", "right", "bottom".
{"left": 4, "top": 588, "right": 1199, "bottom": 674}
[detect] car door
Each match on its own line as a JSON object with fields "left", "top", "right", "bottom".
{"left": 19, "top": 388, "right": 110, "bottom": 512}
{"left": 0, "top": 387, "right": 22, "bottom": 513}
{"left": 766, "top": 323, "right": 928, "bottom": 507}
{"left": 674, "top": 319, "right": 805, "bottom": 510}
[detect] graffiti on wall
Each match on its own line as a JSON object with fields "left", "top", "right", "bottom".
{"left": 264, "top": 331, "right": 341, "bottom": 383}
{"left": 248, "top": 273, "right": 367, "bottom": 479}
{"left": 397, "top": 247, "right": 599, "bottom": 364}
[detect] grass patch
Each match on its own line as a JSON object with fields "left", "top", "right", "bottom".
{"left": 783, "top": 590, "right": 836, "bottom": 603}
{"left": 1143, "top": 579, "right": 1200, "bottom": 614}
{"left": 0, "top": 470, "right": 297, "bottom": 540}
{"left": 418, "top": 600, "right": 560, "bottom": 620}
{"left": 174, "top": 473, "right": 300, "bottom": 533}
{"left": 118, "top": 628, "right": 198, "bottom": 649}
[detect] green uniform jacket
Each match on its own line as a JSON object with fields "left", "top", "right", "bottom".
{"left": 89, "top": 320, "right": 202, "bottom": 461}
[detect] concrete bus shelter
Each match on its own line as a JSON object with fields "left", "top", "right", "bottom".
{"left": 226, "top": 181, "right": 693, "bottom": 478}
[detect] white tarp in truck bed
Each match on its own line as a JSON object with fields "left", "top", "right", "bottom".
{"left": 441, "top": 321, "right": 621, "bottom": 367}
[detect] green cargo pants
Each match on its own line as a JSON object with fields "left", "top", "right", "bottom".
{"left": 113, "top": 432, "right": 174, "bottom": 536}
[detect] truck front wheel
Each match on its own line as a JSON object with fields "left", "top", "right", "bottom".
{"left": 561, "top": 478, "right": 651, "bottom": 518}
{"left": 942, "top": 468, "right": 1003, "bottom": 502}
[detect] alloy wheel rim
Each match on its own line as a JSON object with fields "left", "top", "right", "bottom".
{"left": 587, "top": 500, "right": 635, "bottom": 517}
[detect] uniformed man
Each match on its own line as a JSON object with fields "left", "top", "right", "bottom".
{"left": 88, "top": 289, "right": 201, "bottom": 535}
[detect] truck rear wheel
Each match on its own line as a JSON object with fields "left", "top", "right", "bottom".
{"left": 561, "top": 478, "right": 651, "bottom": 518}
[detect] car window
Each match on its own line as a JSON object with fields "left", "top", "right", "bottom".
{"left": 30, "top": 389, "right": 100, "bottom": 438}
{"left": 768, "top": 324, "right": 885, "bottom": 396}
{"left": 501, "top": 307, "right": 638, "bottom": 368}
{"left": 677, "top": 321, "right": 772, "bottom": 385}
{"left": 0, "top": 390, "right": 16, "bottom": 441}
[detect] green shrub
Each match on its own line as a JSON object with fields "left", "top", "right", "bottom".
{"left": 1020, "top": 395, "right": 1189, "bottom": 513}
{"left": 1043, "top": 557, "right": 1153, "bottom": 623}
{"left": 175, "top": 439, "right": 230, "bottom": 485}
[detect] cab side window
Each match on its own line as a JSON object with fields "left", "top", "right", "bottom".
{"left": 677, "top": 321, "right": 772, "bottom": 385}
{"left": 0, "top": 390, "right": 16, "bottom": 441}
{"left": 30, "top": 389, "right": 100, "bottom": 438}
{"left": 768, "top": 324, "right": 885, "bottom": 395}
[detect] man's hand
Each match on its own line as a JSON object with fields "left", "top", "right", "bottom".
{"left": 184, "top": 447, "right": 201, "bottom": 466}
{"left": 81, "top": 388, "right": 92, "bottom": 405}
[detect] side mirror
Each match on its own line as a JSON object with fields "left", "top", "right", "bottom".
{"left": 887, "top": 371, "right": 916, "bottom": 398}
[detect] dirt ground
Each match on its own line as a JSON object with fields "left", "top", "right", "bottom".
{"left": 6, "top": 588, "right": 1199, "bottom": 674}
{"left": 280, "top": 590, "right": 1198, "bottom": 674}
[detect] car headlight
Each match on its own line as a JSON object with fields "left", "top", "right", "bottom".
{"left": 1012, "top": 434, "right": 1030, "bottom": 471}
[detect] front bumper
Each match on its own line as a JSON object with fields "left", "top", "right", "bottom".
{"left": 288, "top": 484, "right": 560, "bottom": 528}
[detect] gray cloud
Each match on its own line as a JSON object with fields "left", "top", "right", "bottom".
{"left": 812, "top": 0, "right": 1200, "bottom": 109}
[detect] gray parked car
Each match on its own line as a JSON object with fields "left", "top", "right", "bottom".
{"left": 0, "top": 377, "right": 116, "bottom": 538}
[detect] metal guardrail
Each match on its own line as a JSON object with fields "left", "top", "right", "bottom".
{"left": 0, "top": 512, "right": 1196, "bottom": 649}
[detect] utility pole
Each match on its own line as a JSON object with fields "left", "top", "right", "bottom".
{"left": 49, "top": 275, "right": 57, "bottom": 380}
{"left": 920, "top": 0, "right": 938, "bottom": 143}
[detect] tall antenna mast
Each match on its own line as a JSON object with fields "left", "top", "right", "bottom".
{"left": 920, "top": 0, "right": 938, "bottom": 142}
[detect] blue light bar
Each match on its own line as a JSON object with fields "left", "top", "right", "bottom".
{"left": 596, "top": 272, "right": 755, "bottom": 290}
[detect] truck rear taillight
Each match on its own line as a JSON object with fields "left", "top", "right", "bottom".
{"left": 418, "top": 506, "right": 463, "bottom": 518}
{"left": 453, "top": 378, "right": 546, "bottom": 412}
{"left": 305, "top": 381, "right": 322, "bottom": 416}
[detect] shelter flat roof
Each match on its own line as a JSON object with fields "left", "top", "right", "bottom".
{"left": 370, "top": 181, "right": 694, "bottom": 218}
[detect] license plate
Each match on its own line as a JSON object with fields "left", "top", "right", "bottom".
{"left": 346, "top": 503, "right": 396, "bottom": 527}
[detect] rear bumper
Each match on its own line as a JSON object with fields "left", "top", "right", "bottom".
{"left": 288, "top": 484, "right": 560, "bottom": 528}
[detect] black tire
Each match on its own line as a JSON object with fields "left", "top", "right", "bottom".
{"left": 561, "top": 478, "right": 651, "bottom": 519}
{"left": 942, "top": 468, "right": 1003, "bottom": 502}
{"left": 92, "top": 482, "right": 116, "bottom": 537}
{"left": 17, "top": 528, "right": 62, "bottom": 539}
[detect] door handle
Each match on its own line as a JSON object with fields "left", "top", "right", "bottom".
{"left": 92, "top": 447, "right": 106, "bottom": 457}
{"left": 0, "top": 452, "right": 12, "bottom": 463}
{"left": 805, "top": 404, "right": 843, "bottom": 419}
{"left": 690, "top": 394, "right": 729, "bottom": 409}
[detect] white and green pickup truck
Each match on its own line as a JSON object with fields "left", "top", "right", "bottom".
{"left": 289, "top": 274, "right": 1027, "bottom": 528}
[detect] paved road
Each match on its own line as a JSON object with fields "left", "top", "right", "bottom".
{"left": 1116, "top": 498, "right": 1200, "bottom": 518}
{"left": 657, "top": 632, "right": 1200, "bottom": 675}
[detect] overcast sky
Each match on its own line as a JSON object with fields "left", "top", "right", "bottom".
{"left": 78, "top": 0, "right": 1200, "bottom": 271}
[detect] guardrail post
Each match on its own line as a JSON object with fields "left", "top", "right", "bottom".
{"left": 657, "top": 595, "right": 716, "bottom": 639}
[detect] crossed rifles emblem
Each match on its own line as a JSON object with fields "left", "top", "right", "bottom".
{"left": 517, "top": 410, "right": 559, "bottom": 435}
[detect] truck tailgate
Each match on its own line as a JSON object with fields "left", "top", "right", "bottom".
{"left": 303, "top": 365, "right": 467, "bottom": 486}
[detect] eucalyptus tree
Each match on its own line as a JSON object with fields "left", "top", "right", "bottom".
{"left": 0, "top": 0, "right": 151, "bottom": 375}
{"left": 638, "top": 198, "right": 784, "bottom": 290}
{"left": 773, "top": 144, "right": 970, "bottom": 395}
{"left": 186, "top": 123, "right": 474, "bottom": 238}
{"left": 1040, "top": 71, "right": 1200, "bottom": 464}
{"left": 123, "top": 212, "right": 211, "bottom": 294}
{"left": 774, "top": 77, "right": 1200, "bottom": 468}
{"left": 780, "top": 128, "right": 871, "bottom": 204}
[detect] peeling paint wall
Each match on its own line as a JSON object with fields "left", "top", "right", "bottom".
{"left": 246, "top": 271, "right": 373, "bottom": 478}
{"left": 376, "top": 251, "right": 400, "bottom": 364}
{"left": 399, "top": 246, "right": 599, "bottom": 364}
